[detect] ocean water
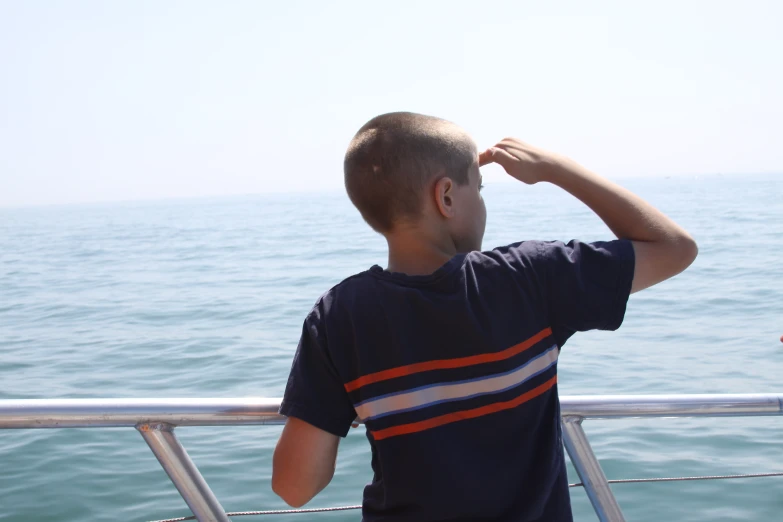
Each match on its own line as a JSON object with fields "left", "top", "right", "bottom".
{"left": 0, "top": 174, "right": 781, "bottom": 522}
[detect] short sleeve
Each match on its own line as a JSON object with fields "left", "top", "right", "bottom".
{"left": 279, "top": 311, "right": 357, "bottom": 438}
{"left": 529, "top": 239, "right": 635, "bottom": 347}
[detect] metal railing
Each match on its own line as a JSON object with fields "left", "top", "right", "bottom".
{"left": 1, "top": 394, "right": 781, "bottom": 522}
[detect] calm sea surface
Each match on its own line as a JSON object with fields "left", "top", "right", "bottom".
{"left": 0, "top": 174, "right": 781, "bottom": 521}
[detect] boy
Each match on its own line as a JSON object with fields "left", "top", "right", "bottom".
{"left": 272, "top": 112, "right": 697, "bottom": 521}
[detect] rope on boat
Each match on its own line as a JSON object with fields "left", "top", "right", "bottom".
{"left": 571, "top": 470, "right": 783, "bottom": 487}
{"left": 148, "top": 471, "right": 783, "bottom": 521}
{"left": 148, "top": 504, "right": 362, "bottom": 521}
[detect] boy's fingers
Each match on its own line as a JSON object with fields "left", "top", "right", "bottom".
{"left": 480, "top": 147, "right": 517, "bottom": 168}
{"left": 478, "top": 149, "right": 495, "bottom": 167}
{"left": 486, "top": 146, "right": 519, "bottom": 169}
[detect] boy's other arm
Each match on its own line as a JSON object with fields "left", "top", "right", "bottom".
{"left": 481, "top": 139, "right": 698, "bottom": 293}
{"left": 272, "top": 416, "right": 340, "bottom": 508}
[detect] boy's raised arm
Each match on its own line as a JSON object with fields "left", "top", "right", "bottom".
{"left": 480, "top": 138, "right": 698, "bottom": 293}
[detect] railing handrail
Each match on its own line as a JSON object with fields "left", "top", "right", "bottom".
{"left": 0, "top": 393, "right": 781, "bottom": 429}
{"left": 2, "top": 393, "right": 781, "bottom": 522}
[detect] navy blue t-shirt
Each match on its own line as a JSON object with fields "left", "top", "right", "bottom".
{"left": 280, "top": 239, "right": 635, "bottom": 521}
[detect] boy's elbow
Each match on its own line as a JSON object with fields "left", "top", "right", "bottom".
{"left": 630, "top": 234, "right": 698, "bottom": 293}
{"left": 272, "top": 474, "right": 313, "bottom": 508}
{"left": 272, "top": 461, "right": 333, "bottom": 508}
{"left": 275, "top": 489, "right": 309, "bottom": 509}
{"left": 674, "top": 233, "right": 698, "bottom": 272}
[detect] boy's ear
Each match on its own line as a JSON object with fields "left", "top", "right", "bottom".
{"left": 434, "top": 177, "right": 455, "bottom": 219}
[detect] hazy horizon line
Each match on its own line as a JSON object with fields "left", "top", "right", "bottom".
{"left": 1, "top": 171, "right": 780, "bottom": 211}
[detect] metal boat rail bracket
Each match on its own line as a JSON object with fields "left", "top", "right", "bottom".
{"left": 1, "top": 393, "right": 781, "bottom": 522}
{"left": 136, "top": 422, "right": 230, "bottom": 522}
{"left": 561, "top": 415, "right": 626, "bottom": 522}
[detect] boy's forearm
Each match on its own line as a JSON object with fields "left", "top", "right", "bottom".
{"left": 542, "top": 159, "right": 692, "bottom": 245}
{"left": 483, "top": 137, "right": 697, "bottom": 292}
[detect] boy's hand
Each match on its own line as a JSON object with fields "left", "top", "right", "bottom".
{"left": 479, "top": 138, "right": 565, "bottom": 185}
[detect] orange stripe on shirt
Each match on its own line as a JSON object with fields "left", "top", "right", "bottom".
{"left": 370, "top": 375, "right": 557, "bottom": 441}
{"left": 344, "top": 327, "right": 553, "bottom": 393}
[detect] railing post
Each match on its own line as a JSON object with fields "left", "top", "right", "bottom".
{"left": 561, "top": 415, "right": 626, "bottom": 522}
{"left": 137, "top": 422, "right": 231, "bottom": 522}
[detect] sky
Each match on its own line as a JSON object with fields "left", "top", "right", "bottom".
{"left": 1, "top": 0, "right": 781, "bottom": 207}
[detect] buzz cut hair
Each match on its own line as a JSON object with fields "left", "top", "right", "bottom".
{"left": 344, "top": 112, "right": 476, "bottom": 233}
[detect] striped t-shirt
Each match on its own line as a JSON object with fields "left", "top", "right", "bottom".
{"left": 280, "top": 239, "right": 635, "bottom": 522}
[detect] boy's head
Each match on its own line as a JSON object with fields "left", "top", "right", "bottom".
{"left": 344, "top": 112, "right": 486, "bottom": 252}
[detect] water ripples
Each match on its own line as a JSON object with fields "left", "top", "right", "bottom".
{"left": 1, "top": 175, "right": 781, "bottom": 521}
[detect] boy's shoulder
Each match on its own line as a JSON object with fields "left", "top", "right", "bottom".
{"left": 480, "top": 238, "right": 635, "bottom": 272}
{"left": 303, "top": 268, "right": 378, "bottom": 322}
{"left": 305, "top": 241, "right": 546, "bottom": 317}
{"left": 474, "top": 240, "right": 547, "bottom": 266}
{"left": 305, "top": 238, "right": 633, "bottom": 323}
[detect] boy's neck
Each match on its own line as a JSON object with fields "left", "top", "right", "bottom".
{"left": 384, "top": 227, "right": 457, "bottom": 276}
